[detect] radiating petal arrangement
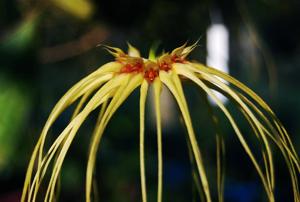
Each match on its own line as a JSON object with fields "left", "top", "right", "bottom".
{"left": 22, "top": 43, "right": 300, "bottom": 202}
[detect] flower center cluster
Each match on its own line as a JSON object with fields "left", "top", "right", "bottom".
{"left": 117, "top": 55, "right": 185, "bottom": 83}
{"left": 104, "top": 43, "right": 194, "bottom": 82}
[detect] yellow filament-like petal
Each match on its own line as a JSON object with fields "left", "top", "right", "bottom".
{"left": 30, "top": 93, "right": 114, "bottom": 201}
{"left": 201, "top": 93, "right": 225, "bottom": 202}
{"left": 139, "top": 80, "right": 148, "bottom": 202}
{"left": 86, "top": 74, "right": 144, "bottom": 202}
{"left": 85, "top": 76, "right": 130, "bottom": 202}
{"left": 195, "top": 71, "right": 299, "bottom": 201}
{"left": 86, "top": 83, "right": 128, "bottom": 202}
{"left": 194, "top": 67, "right": 275, "bottom": 192}
{"left": 191, "top": 63, "right": 299, "bottom": 200}
{"left": 153, "top": 78, "right": 163, "bottom": 202}
{"left": 216, "top": 134, "right": 225, "bottom": 202}
{"left": 72, "top": 89, "right": 94, "bottom": 119}
{"left": 190, "top": 62, "right": 299, "bottom": 163}
{"left": 44, "top": 74, "right": 128, "bottom": 202}
{"left": 186, "top": 137, "right": 204, "bottom": 201}
{"left": 237, "top": 94, "right": 300, "bottom": 201}
{"left": 23, "top": 73, "right": 114, "bottom": 202}
{"left": 159, "top": 70, "right": 212, "bottom": 202}
{"left": 193, "top": 64, "right": 299, "bottom": 172}
{"left": 88, "top": 100, "right": 110, "bottom": 201}
{"left": 28, "top": 74, "right": 126, "bottom": 202}
{"left": 174, "top": 65, "right": 274, "bottom": 201}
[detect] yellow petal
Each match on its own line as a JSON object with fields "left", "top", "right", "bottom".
{"left": 127, "top": 42, "right": 141, "bottom": 57}
{"left": 153, "top": 78, "right": 163, "bottom": 202}
{"left": 139, "top": 81, "right": 148, "bottom": 202}
{"left": 86, "top": 74, "right": 143, "bottom": 202}
{"left": 174, "top": 64, "right": 274, "bottom": 200}
{"left": 160, "top": 70, "right": 212, "bottom": 202}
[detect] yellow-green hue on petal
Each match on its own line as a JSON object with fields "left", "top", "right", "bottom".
{"left": 160, "top": 70, "right": 212, "bottom": 202}
{"left": 127, "top": 42, "right": 141, "bottom": 57}
{"left": 153, "top": 78, "right": 163, "bottom": 202}
{"left": 139, "top": 81, "right": 149, "bottom": 202}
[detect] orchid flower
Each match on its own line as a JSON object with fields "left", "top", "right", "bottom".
{"left": 22, "top": 43, "right": 299, "bottom": 202}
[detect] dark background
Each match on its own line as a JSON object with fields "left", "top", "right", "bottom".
{"left": 0, "top": 0, "right": 299, "bottom": 201}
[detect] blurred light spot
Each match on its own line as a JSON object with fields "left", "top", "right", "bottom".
{"left": 206, "top": 23, "right": 229, "bottom": 104}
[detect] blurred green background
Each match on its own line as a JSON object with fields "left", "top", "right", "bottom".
{"left": 0, "top": 0, "right": 299, "bottom": 201}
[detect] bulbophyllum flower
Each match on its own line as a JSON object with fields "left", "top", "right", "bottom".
{"left": 22, "top": 43, "right": 299, "bottom": 202}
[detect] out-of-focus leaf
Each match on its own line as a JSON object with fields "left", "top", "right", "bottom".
{"left": 0, "top": 74, "right": 30, "bottom": 170}
{"left": 51, "top": 0, "right": 94, "bottom": 20}
{"left": 0, "top": 13, "right": 39, "bottom": 54}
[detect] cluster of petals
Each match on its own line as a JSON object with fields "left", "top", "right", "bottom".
{"left": 22, "top": 43, "right": 299, "bottom": 202}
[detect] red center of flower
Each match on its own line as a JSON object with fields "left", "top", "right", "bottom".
{"left": 120, "top": 62, "right": 143, "bottom": 73}
{"left": 171, "top": 55, "right": 185, "bottom": 63}
{"left": 158, "top": 61, "right": 172, "bottom": 71}
{"left": 144, "top": 68, "right": 159, "bottom": 82}
{"left": 118, "top": 54, "right": 182, "bottom": 83}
